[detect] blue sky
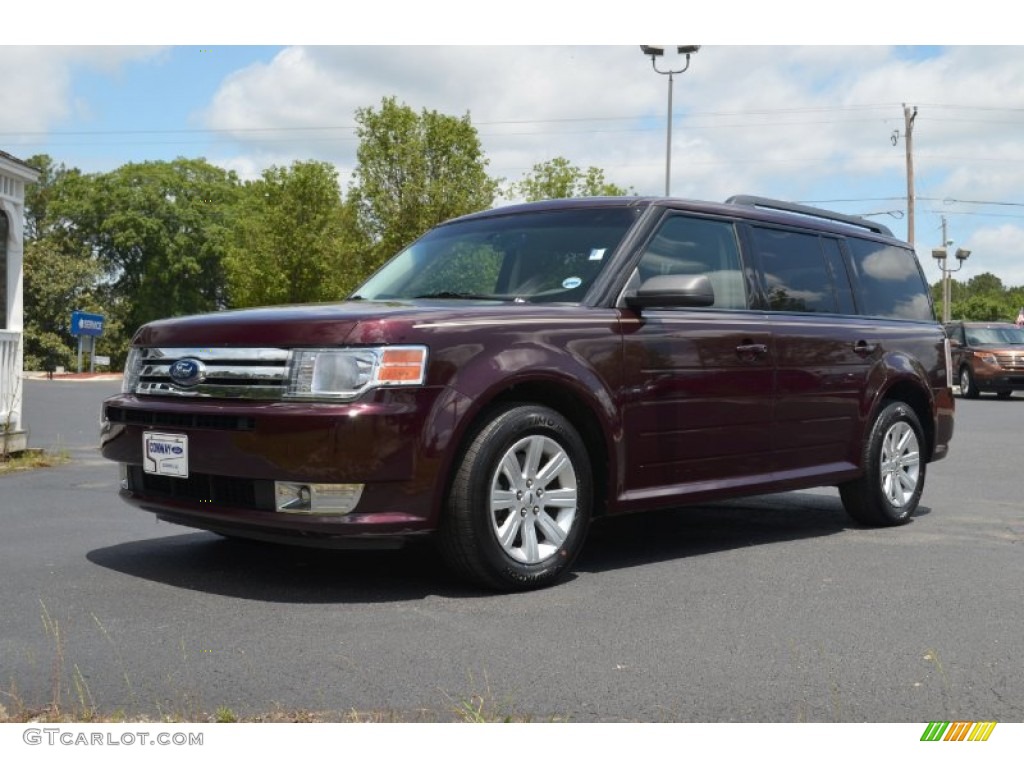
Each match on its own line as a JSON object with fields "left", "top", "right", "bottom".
{"left": 3, "top": 4, "right": 1022, "bottom": 290}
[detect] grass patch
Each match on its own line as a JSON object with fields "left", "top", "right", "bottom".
{"left": 0, "top": 703, "right": 550, "bottom": 724}
{"left": 1, "top": 600, "right": 558, "bottom": 724}
{"left": 0, "top": 447, "right": 71, "bottom": 476}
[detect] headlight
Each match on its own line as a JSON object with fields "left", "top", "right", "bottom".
{"left": 121, "top": 347, "right": 141, "bottom": 393}
{"left": 285, "top": 346, "right": 428, "bottom": 400}
{"left": 974, "top": 352, "right": 998, "bottom": 366}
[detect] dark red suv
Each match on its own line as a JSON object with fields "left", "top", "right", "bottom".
{"left": 101, "top": 196, "right": 955, "bottom": 590}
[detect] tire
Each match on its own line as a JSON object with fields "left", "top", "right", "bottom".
{"left": 959, "top": 366, "right": 980, "bottom": 399}
{"left": 439, "top": 404, "right": 592, "bottom": 591}
{"left": 840, "top": 401, "right": 925, "bottom": 527}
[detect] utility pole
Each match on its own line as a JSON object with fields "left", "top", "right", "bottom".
{"left": 903, "top": 104, "right": 917, "bottom": 245}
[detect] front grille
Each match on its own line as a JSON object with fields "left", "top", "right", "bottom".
{"left": 129, "top": 466, "right": 275, "bottom": 510}
{"left": 995, "top": 353, "right": 1024, "bottom": 371}
{"left": 126, "top": 347, "right": 291, "bottom": 399}
{"left": 106, "top": 406, "right": 255, "bottom": 431}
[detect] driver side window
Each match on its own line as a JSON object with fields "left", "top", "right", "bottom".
{"left": 637, "top": 215, "right": 747, "bottom": 309}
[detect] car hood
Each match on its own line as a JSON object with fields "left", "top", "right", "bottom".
{"left": 130, "top": 299, "right": 595, "bottom": 348}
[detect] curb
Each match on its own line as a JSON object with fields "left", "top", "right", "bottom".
{"left": 22, "top": 372, "right": 123, "bottom": 381}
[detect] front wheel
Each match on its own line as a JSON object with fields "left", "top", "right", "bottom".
{"left": 439, "top": 404, "right": 592, "bottom": 591}
{"left": 959, "top": 366, "right": 980, "bottom": 398}
{"left": 840, "top": 401, "right": 925, "bottom": 526}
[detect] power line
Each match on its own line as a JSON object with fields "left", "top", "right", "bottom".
{"left": 0, "top": 101, "right": 1005, "bottom": 139}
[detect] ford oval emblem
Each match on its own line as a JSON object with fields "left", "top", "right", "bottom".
{"left": 168, "top": 358, "right": 206, "bottom": 387}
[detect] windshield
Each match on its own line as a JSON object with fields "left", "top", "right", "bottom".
{"left": 353, "top": 207, "right": 640, "bottom": 303}
{"left": 966, "top": 326, "right": 1024, "bottom": 346}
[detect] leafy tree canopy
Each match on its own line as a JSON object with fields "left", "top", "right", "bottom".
{"left": 349, "top": 96, "right": 500, "bottom": 269}
{"left": 225, "top": 160, "right": 366, "bottom": 308}
{"left": 515, "top": 156, "right": 633, "bottom": 202}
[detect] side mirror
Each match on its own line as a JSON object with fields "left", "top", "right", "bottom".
{"left": 625, "top": 274, "right": 716, "bottom": 310}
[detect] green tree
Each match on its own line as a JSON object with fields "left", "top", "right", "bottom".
{"left": 966, "top": 272, "right": 1005, "bottom": 296}
{"left": 22, "top": 154, "right": 82, "bottom": 241}
{"left": 952, "top": 294, "right": 1010, "bottom": 322}
{"left": 939, "top": 271, "right": 1022, "bottom": 322}
{"left": 45, "top": 158, "right": 241, "bottom": 361}
{"left": 225, "top": 160, "right": 366, "bottom": 307}
{"left": 21, "top": 155, "right": 105, "bottom": 370}
{"left": 22, "top": 238, "right": 103, "bottom": 371}
{"left": 349, "top": 96, "right": 499, "bottom": 271}
{"left": 515, "top": 156, "right": 633, "bottom": 201}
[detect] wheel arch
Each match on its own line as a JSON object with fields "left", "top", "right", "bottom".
{"left": 440, "top": 378, "right": 613, "bottom": 522}
{"left": 873, "top": 379, "right": 935, "bottom": 463}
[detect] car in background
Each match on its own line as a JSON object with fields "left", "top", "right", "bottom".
{"left": 945, "top": 320, "right": 1024, "bottom": 398}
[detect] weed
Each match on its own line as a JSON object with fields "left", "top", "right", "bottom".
{"left": 0, "top": 447, "right": 71, "bottom": 475}
{"left": 443, "top": 671, "right": 551, "bottom": 723}
{"left": 92, "top": 613, "right": 137, "bottom": 711}
{"left": 39, "top": 600, "right": 65, "bottom": 716}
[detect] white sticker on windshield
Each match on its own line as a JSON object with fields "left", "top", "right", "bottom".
{"left": 588, "top": 248, "right": 606, "bottom": 261}
{"left": 562, "top": 277, "right": 583, "bottom": 290}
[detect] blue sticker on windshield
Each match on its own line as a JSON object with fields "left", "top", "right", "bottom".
{"left": 562, "top": 277, "right": 583, "bottom": 289}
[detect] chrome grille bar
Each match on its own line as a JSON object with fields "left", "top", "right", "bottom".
{"left": 128, "top": 347, "right": 292, "bottom": 400}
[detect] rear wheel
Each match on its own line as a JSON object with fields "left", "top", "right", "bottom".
{"left": 439, "top": 404, "right": 592, "bottom": 591}
{"left": 840, "top": 401, "right": 925, "bottom": 526}
{"left": 959, "top": 366, "right": 980, "bottom": 398}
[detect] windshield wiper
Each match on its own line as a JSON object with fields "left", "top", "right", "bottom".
{"left": 414, "top": 291, "right": 500, "bottom": 300}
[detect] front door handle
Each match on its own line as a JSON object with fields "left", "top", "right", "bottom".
{"left": 853, "top": 340, "right": 878, "bottom": 356}
{"left": 736, "top": 343, "right": 768, "bottom": 359}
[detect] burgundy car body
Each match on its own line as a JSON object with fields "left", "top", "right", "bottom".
{"left": 100, "top": 196, "right": 955, "bottom": 587}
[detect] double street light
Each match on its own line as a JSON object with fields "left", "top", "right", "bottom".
{"left": 932, "top": 244, "right": 971, "bottom": 324}
{"left": 641, "top": 45, "right": 700, "bottom": 196}
{"left": 931, "top": 216, "right": 970, "bottom": 323}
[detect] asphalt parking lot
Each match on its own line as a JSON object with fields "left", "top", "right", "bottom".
{"left": 1, "top": 378, "right": 1022, "bottom": 722}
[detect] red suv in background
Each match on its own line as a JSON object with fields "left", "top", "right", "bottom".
{"left": 945, "top": 320, "right": 1024, "bottom": 398}
{"left": 101, "top": 196, "right": 955, "bottom": 590}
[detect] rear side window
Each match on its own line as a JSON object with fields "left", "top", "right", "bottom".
{"left": 750, "top": 227, "right": 850, "bottom": 313}
{"left": 846, "top": 237, "right": 934, "bottom": 320}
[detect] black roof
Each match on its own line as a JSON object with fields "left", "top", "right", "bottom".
{"left": 0, "top": 149, "right": 40, "bottom": 175}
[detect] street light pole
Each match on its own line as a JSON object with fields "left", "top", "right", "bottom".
{"left": 932, "top": 216, "right": 971, "bottom": 324}
{"left": 641, "top": 46, "right": 699, "bottom": 196}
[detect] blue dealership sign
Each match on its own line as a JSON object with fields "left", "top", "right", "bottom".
{"left": 70, "top": 311, "right": 105, "bottom": 337}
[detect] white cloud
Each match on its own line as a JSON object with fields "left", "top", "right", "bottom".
{"left": 957, "top": 223, "right": 1024, "bottom": 287}
{"left": 0, "top": 46, "right": 166, "bottom": 135}
{"left": 197, "top": 46, "right": 1024, "bottom": 197}
{"left": 193, "top": 44, "right": 1024, "bottom": 288}
{"left": 4, "top": 42, "right": 1024, "bottom": 289}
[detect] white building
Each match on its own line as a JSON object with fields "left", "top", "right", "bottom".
{"left": 1, "top": 150, "right": 39, "bottom": 454}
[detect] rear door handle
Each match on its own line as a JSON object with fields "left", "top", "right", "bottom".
{"left": 853, "top": 340, "right": 878, "bottom": 356}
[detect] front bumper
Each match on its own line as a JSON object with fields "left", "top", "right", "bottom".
{"left": 973, "top": 369, "right": 1024, "bottom": 392}
{"left": 100, "top": 387, "right": 464, "bottom": 543}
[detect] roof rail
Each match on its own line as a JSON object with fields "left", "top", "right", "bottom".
{"left": 725, "top": 195, "right": 894, "bottom": 238}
